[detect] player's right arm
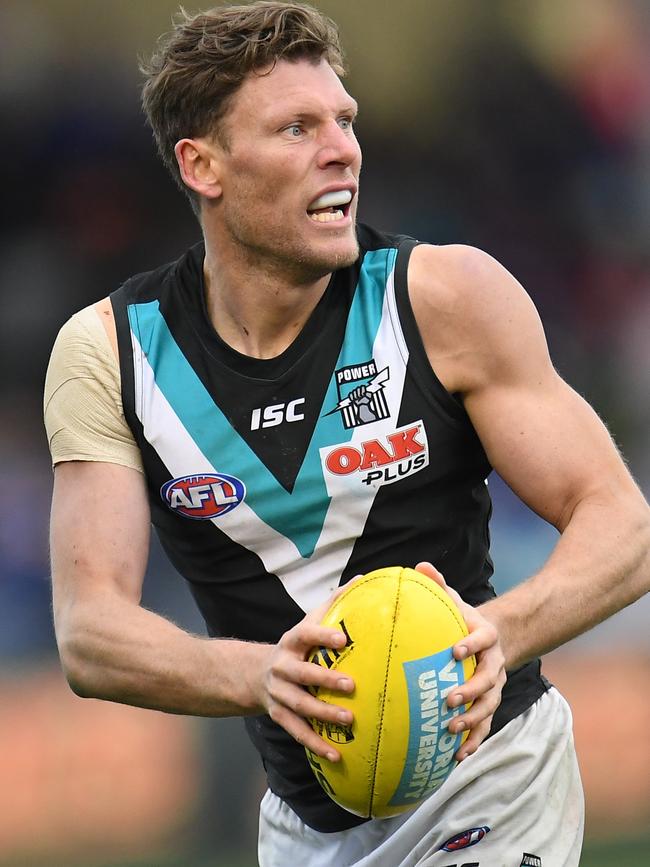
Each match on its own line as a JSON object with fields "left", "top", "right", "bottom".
{"left": 50, "top": 460, "right": 352, "bottom": 759}
{"left": 46, "top": 307, "right": 353, "bottom": 761}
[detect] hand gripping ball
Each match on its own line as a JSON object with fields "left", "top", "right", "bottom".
{"left": 306, "top": 566, "right": 476, "bottom": 818}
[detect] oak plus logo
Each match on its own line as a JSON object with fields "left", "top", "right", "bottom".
{"left": 320, "top": 420, "right": 429, "bottom": 491}
{"left": 250, "top": 398, "right": 305, "bottom": 430}
{"left": 325, "top": 359, "right": 390, "bottom": 429}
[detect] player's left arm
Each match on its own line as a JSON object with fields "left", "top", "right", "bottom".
{"left": 410, "top": 244, "right": 650, "bottom": 756}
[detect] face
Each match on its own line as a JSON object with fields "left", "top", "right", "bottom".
{"left": 211, "top": 58, "right": 362, "bottom": 280}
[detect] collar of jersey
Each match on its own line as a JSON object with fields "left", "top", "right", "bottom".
{"left": 173, "top": 242, "right": 353, "bottom": 382}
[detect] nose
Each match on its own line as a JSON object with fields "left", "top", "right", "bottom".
{"left": 316, "top": 119, "right": 361, "bottom": 170}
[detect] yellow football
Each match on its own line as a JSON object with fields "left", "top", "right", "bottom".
{"left": 306, "top": 566, "right": 476, "bottom": 819}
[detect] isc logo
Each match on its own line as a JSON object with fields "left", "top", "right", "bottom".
{"left": 161, "top": 473, "right": 245, "bottom": 520}
{"left": 250, "top": 398, "right": 305, "bottom": 430}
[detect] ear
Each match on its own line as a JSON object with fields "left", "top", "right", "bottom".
{"left": 174, "top": 138, "right": 223, "bottom": 201}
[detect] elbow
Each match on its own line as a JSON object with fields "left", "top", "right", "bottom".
{"left": 624, "top": 497, "right": 650, "bottom": 598}
{"left": 56, "top": 626, "right": 101, "bottom": 699}
{"left": 65, "top": 668, "right": 95, "bottom": 700}
{"left": 66, "top": 675, "right": 93, "bottom": 700}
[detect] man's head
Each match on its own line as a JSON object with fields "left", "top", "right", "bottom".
{"left": 142, "top": 2, "right": 361, "bottom": 279}
{"left": 142, "top": 3, "right": 347, "bottom": 206}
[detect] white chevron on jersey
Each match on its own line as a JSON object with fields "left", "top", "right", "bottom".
{"left": 130, "top": 267, "right": 411, "bottom": 613}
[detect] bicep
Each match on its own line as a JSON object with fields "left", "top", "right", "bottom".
{"left": 50, "top": 461, "right": 151, "bottom": 631}
{"left": 410, "top": 243, "right": 637, "bottom": 531}
{"left": 465, "top": 352, "right": 633, "bottom": 532}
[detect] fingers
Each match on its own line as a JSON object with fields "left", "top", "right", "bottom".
{"left": 447, "top": 634, "right": 506, "bottom": 761}
{"left": 263, "top": 609, "right": 358, "bottom": 760}
{"left": 268, "top": 700, "right": 347, "bottom": 761}
{"left": 412, "top": 563, "right": 508, "bottom": 761}
{"left": 272, "top": 626, "right": 356, "bottom": 704}
{"left": 448, "top": 661, "right": 504, "bottom": 726}
{"left": 452, "top": 618, "right": 498, "bottom": 663}
{"left": 414, "top": 560, "right": 445, "bottom": 584}
{"left": 454, "top": 715, "right": 492, "bottom": 761}
{"left": 282, "top": 590, "right": 361, "bottom": 667}
{"left": 267, "top": 676, "right": 352, "bottom": 728}
{"left": 452, "top": 644, "right": 504, "bottom": 705}
{"left": 277, "top": 655, "right": 354, "bottom": 694}
{"left": 265, "top": 661, "right": 354, "bottom": 761}
{"left": 280, "top": 619, "right": 347, "bottom": 657}
{"left": 449, "top": 668, "right": 505, "bottom": 761}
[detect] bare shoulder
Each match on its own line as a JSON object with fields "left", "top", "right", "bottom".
{"left": 407, "top": 243, "right": 552, "bottom": 395}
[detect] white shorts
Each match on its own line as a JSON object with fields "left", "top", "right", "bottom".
{"left": 258, "top": 687, "right": 584, "bottom": 867}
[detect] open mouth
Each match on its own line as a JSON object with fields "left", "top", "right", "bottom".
{"left": 307, "top": 189, "right": 353, "bottom": 223}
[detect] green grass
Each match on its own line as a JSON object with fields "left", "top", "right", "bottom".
{"left": 581, "top": 836, "right": 650, "bottom": 866}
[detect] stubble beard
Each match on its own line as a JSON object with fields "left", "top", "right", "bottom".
{"left": 223, "top": 202, "right": 360, "bottom": 286}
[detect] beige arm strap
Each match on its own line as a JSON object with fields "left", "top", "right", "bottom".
{"left": 44, "top": 304, "right": 144, "bottom": 474}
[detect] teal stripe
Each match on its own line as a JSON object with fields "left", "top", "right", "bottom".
{"left": 293, "top": 247, "right": 397, "bottom": 505}
{"left": 128, "top": 246, "right": 396, "bottom": 557}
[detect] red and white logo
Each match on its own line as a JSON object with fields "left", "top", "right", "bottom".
{"left": 161, "top": 473, "right": 245, "bottom": 520}
{"left": 320, "top": 420, "right": 428, "bottom": 490}
{"left": 441, "top": 825, "right": 490, "bottom": 852}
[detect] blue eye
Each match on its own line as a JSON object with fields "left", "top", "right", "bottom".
{"left": 339, "top": 117, "right": 353, "bottom": 130}
{"left": 286, "top": 125, "right": 302, "bottom": 137}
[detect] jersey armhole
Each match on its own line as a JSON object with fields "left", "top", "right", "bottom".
{"left": 393, "top": 239, "right": 475, "bottom": 430}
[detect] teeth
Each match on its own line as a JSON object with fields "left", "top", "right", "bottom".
{"left": 309, "top": 209, "right": 344, "bottom": 222}
{"left": 308, "top": 189, "right": 353, "bottom": 211}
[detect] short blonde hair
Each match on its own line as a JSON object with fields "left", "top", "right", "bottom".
{"left": 141, "top": 2, "right": 346, "bottom": 209}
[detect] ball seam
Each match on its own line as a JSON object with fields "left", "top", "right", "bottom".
{"left": 407, "top": 571, "right": 470, "bottom": 638}
{"left": 367, "top": 568, "right": 403, "bottom": 817}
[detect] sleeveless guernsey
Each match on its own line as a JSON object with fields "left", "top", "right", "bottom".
{"left": 110, "top": 224, "right": 549, "bottom": 832}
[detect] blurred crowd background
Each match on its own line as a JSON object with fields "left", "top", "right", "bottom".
{"left": 1, "top": 0, "right": 649, "bottom": 865}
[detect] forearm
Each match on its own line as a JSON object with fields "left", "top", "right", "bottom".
{"left": 481, "top": 492, "right": 650, "bottom": 670}
{"left": 56, "top": 589, "right": 269, "bottom": 717}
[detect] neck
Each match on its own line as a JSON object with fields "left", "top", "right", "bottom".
{"left": 202, "top": 228, "right": 331, "bottom": 360}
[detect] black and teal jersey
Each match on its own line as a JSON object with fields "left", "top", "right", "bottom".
{"left": 111, "top": 224, "right": 549, "bottom": 832}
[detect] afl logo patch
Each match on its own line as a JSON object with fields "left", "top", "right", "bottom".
{"left": 161, "top": 473, "right": 245, "bottom": 520}
{"left": 441, "top": 825, "right": 490, "bottom": 852}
